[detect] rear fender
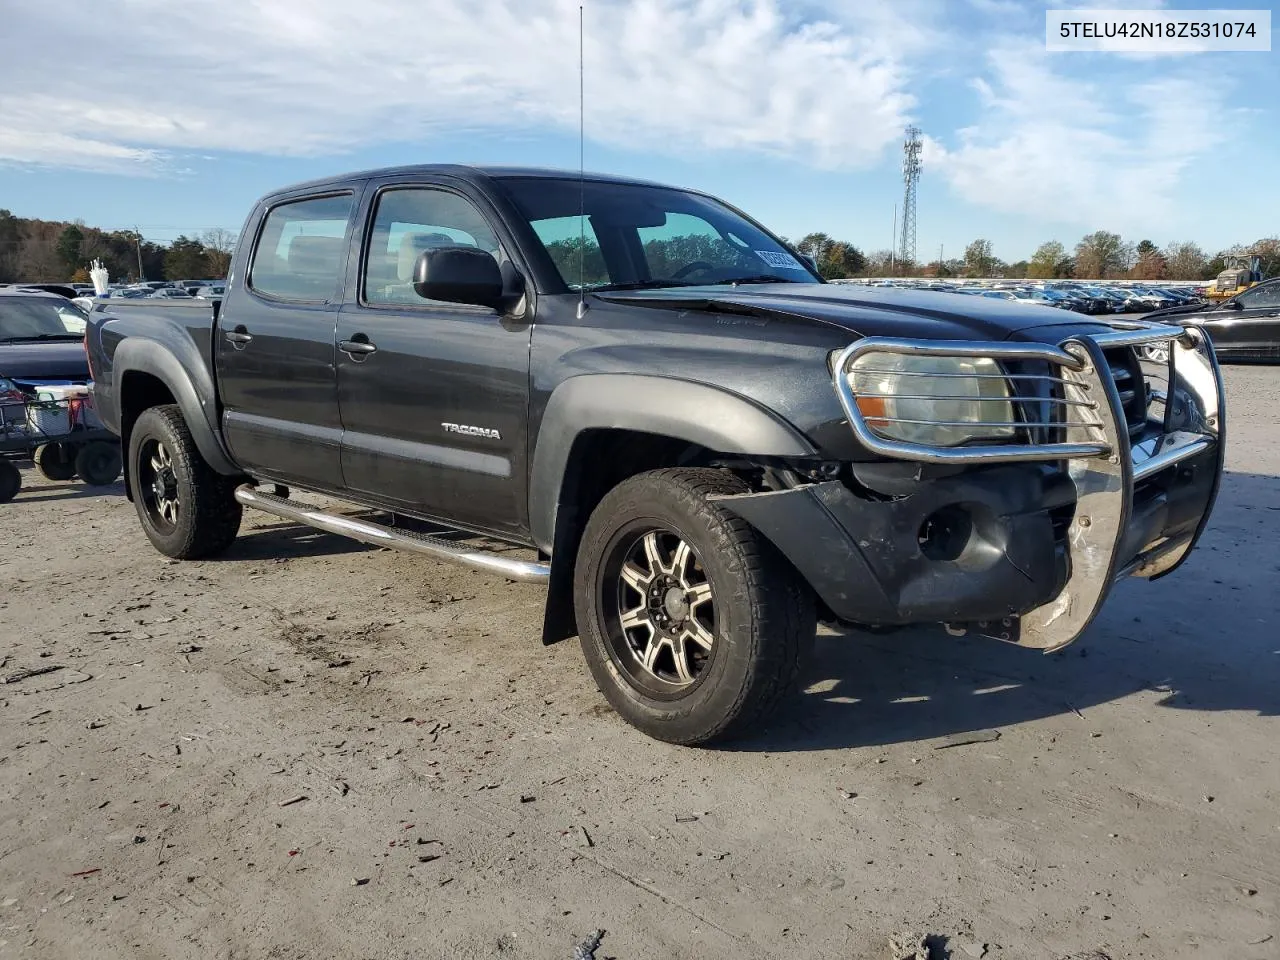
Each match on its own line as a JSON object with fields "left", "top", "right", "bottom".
{"left": 112, "top": 338, "right": 239, "bottom": 475}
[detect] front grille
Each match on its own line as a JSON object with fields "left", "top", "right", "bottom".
{"left": 1104, "top": 347, "right": 1147, "bottom": 436}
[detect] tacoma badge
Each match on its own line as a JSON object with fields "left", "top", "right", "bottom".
{"left": 441, "top": 422, "right": 502, "bottom": 440}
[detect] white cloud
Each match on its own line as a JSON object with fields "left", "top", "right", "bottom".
{"left": 927, "top": 44, "right": 1235, "bottom": 231}
{"left": 0, "top": 0, "right": 916, "bottom": 174}
{"left": 0, "top": 0, "right": 1254, "bottom": 242}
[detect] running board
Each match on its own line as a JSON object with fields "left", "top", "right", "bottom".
{"left": 233, "top": 485, "right": 550, "bottom": 583}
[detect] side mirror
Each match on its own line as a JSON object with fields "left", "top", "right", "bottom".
{"left": 1225, "top": 298, "right": 1244, "bottom": 310}
{"left": 413, "top": 246, "right": 505, "bottom": 309}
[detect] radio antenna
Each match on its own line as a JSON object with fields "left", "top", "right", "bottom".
{"left": 576, "top": 3, "right": 587, "bottom": 319}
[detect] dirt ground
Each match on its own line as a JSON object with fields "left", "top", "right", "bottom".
{"left": 2, "top": 366, "right": 1278, "bottom": 960}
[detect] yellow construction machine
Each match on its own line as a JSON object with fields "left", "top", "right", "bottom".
{"left": 1207, "top": 253, "right": 1264, "bottom": 300}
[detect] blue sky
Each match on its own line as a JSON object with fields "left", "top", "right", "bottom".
{"left": 0, "top": 0, "right": 1276, "bottom": 262}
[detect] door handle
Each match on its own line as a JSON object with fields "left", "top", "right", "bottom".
{"left": 224, "top": 325, "right": 252, "bottom": 349}
{"left": 339, "top": 334, "right": 377, "bottom": 360}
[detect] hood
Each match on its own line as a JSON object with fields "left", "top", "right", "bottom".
{"left": 596, "top": 283, "right": 1117, "bottom": 343}
{"left": 0, "top": 340, "right": 90, "bottom": 382}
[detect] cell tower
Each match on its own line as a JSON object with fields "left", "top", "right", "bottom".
{"left": 899, "top": 126, "right": 923, "bottom": 269}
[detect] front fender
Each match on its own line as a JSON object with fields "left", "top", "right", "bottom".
{"left": 111, "top": 337, "right": 239, "bottom": 475}
{"left": 528, "top": 373, "right": 815, "bottom": 552}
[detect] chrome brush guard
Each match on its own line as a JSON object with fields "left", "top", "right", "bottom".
{"left": 831, "top": 321, "right": 1225, "bottom": 651}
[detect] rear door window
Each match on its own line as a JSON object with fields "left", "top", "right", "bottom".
{"left": 249, "top": 194, "right": 354, "bottom": 302}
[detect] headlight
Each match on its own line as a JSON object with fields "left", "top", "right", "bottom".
{"left": 842, "top": 353, "right": 1016, "bottom": 447}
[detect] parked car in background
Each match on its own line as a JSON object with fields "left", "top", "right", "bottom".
{"left": 149, "top": 288, "right": 193, "bottom": 299}
{"left": 1146, "top": 276, "right": 1280, "bottom": 362}
{"left": 68, "top": 298, "right": 97, "bottom": 325}
{"left": 1038, "top": 289, "right": 1091, "bottom": 312}
{"left": 0, "top": 289, "right": 90, "bottom": 380}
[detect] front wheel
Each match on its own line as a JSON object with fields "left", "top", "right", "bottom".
{"left": 127, "top": 405, "right": 242, "bottom": 559}
{"left": 574, "top": 468, "right": 815, "bottom": 746}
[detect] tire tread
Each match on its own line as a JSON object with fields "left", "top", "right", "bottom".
{"left": 129, "top": 405, "right": 241, "bottom": 559}
{"left": 576, "top": 467, "right": 814, "bottom": 745}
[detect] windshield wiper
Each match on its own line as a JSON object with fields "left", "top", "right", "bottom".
{"left": 0, "top": 333, "right": 85, "bottom": 342}
{"left": 708, "top": 275, "right": 799, "bottom": 286}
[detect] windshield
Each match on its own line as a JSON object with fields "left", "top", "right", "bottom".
{"left": 0, "top": 297, "right": 87, "bottom": 340}
{"left": 497, "top": 177, "right": 817, "bottom": 291}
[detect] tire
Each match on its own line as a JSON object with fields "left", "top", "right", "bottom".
{"left": 74, "top": 441, "right": 122, "bottom": 486}
{"left": 34, "top": 443, "right": 77, "bottom": 482}
{"left": 127, "top": 405, "right": 242, "bottom": 559}
{"left": 0, "top": 459, "right": 20, "bottom": 503}
{"left": 574, "top": 467, "right": 815, "bottom": 746}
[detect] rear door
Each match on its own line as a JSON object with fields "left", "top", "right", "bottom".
{"left": 216, "top": 191, "right": 358, "bottom": 489}
{"left": 335, "top": 180, "right": 531, "bottom": 537}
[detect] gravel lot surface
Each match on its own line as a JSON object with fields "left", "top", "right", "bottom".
{"left": 2, "top": 366, "right": 1277, "bottom": 960}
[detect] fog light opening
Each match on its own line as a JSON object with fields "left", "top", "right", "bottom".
{"left": 918, "top": 505, "right": 975, "bottom": 563}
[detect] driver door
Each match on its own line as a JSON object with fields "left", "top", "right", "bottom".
{"left": 335, "top": 181, "right": 531, "bottom": 536}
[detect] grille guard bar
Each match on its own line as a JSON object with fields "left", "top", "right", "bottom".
{"left": 831, "top": 321, "right": 1225, "bottom": 652}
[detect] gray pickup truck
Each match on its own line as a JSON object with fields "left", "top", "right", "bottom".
{"left": 86, "top": 165, "right": 1225, "bottom": 744}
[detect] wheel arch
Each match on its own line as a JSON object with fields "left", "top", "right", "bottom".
{"left": 531, "top": 374, "right": 816, "bottom": 644}
{"left": 113, "top": 339, "right": 239, "bottom": 483}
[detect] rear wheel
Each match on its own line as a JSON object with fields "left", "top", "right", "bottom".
{"left": 574, "top": 468, "right": 815, "bottom": 746}
{"left": 0, "top": 459, "right": 20, "bottom": 503}
{"left": 75, "top": 441, "right": 122, "bottom": 486}
{"left": 33, "top": 443, "right": 77, "bottom": 482}
{"left": 127, "top": 405, "right": 241, "bottom": 559}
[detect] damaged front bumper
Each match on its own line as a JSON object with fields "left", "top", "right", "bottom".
{"left": 716, "top": 323, "right": 1225, "bottom": 653}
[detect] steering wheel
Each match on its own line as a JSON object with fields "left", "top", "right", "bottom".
{"left": 672, "top": 260, "right": 716, "bottom": 280}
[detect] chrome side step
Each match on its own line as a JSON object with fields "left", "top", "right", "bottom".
{"left": 233, "top": 485, "right": 550, "bottom": 583}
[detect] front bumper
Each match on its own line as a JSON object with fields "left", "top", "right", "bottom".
{"left": 717, "top": 323, "right": 1224, "bottom": 652}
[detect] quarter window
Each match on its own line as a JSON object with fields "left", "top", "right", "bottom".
{"left": 364, "top": 188, "right": 502, "bottom": 305}
{"left": 249, "top": 194, "right": 353, "bottom": 302}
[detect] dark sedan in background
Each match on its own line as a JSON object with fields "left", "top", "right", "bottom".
{"left": 1147, "top": 277, "right": 1280, "bottom": 362}
{"left": 0, "top": 288, "right": 91, "bottom": 381}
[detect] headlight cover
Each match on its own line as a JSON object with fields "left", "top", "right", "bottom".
{"left": 844, "top": 353, "right": 1016, "bottom": 447}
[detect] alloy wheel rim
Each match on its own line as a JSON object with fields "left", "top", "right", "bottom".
{"left": 612, "top": 528, "right": 716, "bottom": 689}
{"left": 141, "top": 440, "right": 180, "bottom": 528}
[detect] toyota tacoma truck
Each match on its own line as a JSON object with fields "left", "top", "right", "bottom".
{"left": 86, "top": 165, "right": 1225, "bottom": 745}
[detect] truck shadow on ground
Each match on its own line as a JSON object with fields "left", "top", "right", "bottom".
{"left": 738, "top": 470, "right": 1280, "bottom": 753}
{"left": 13, "top": 478, "right": 125, "bottom": 504}
{"left": 223, "top": 520, "right": 377, "bottom": 560}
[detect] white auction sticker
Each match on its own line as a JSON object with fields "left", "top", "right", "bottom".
{"left": 1046, "top": 9, "right": 1271, "bottom": 51}
{"left": 755, "top": 250, "right": 799, "bottom": 269}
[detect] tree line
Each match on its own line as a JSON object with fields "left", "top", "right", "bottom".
{"left": 3, "top": 207, "right": 1275, "bottom": 286}
{"left": 789, "top": 232, "right": 1279, "bottom": 282}
{"left": 796, "top": 233, "right": 1279, "bottom": 282}
{"left": 0, "top": 210, "right": 235, "bottom": 284}
{"left": 952, "top": 234, "right": 1280, "bottom": 282}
